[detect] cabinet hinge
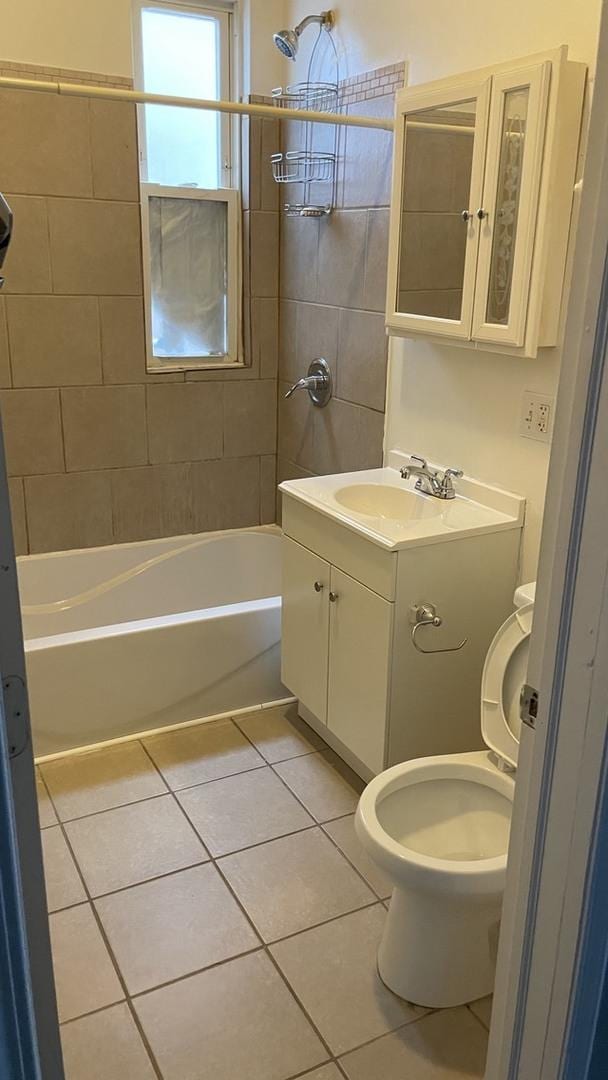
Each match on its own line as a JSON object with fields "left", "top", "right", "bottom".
{"left": 2, "top": 675, "right": 30, "bottom": 759}
{"left": 520, "top": 683, "right": 539, "bottom": 730}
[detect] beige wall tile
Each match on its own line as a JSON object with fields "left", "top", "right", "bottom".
{"left": 0, "top": 89, "right": 92, "bottom": 197}
{"left": 279, "top": 300, "right": 298, "bottom": 383}
{"left": 250, "top": 211, "right": 279, "bottom": 298}
{"left": 62, "top": 386, "right": 147, "bottom": 470}
{"left": 313, "top": 397, "right": 385, "bottom": 474}
{"left": 6, "top": 296, "right": 102, "bottom": 387}
{"left": 89, "top": 100, "right": 139, "bottom": 201}
{"left": 247, "top": 117, "right": 262, "bottom": 212}
{"left": 147, "top": 382, "right": 223, "bottom": 464}
{"left": 224, "top": 380, "right": 277, "bottom": 457}
{"left": 0, "top": 298, "right": 10, "bottom": 387}
{"left": 280, "top": 216, "right": 319, "bottom": 302}
{"left": 337, "top": 308, "right": 387, "bottom": 412}
{"left": 25, "top": 471, "right": 113, "bottom": 553}
{"left": 252, "top": 297, "right": 279, "bottom": 379}
{"left": 278, "top": 380, "right": 316, "bottom": 473}
{"left": 0, "top": 388, "right": 63, "bottom": 475}
{"left": 341, "top": 97, "right": 394, "bottom": 209}
{"left": 99, "top": 296, "right": 182, "bottom": 384}
{"left": 297, "top": 303, "right": 339, "bottom": 376}
{"left": 2, "top": 195, "right": 52, "bottom": 294}
{"left": 261, "top": 118, "right": 280, "bottom": 212}
{"left": 192, "top": 456, "right": 261, "bottom": 532}
{"left": 111, "top": 463, "right": 192, "bottom": 543}
{"left": 318, "top": 212, "right": 367, "bottom": 310}
{"left": 364, "top": 209, "right": 390, "bottom": 313}
{"left": 8, "top": 477, "right": 27, "bottom": 554}
{"left": 48, "top": 199, "right": 142, "bottom": 295}
{"left": 260, "top": 454, "right": 277, "bottom": 524}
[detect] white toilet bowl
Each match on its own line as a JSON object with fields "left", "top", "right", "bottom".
{"left": 355, "top": 585, "right": 534, "bottom": 1009}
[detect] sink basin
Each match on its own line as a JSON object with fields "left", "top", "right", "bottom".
{"left": 333, "top": 483, "right": 443, "bottom": 522}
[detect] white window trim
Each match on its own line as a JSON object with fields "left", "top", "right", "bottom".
{"left": 132, "top": 0, "right": 243, "bottom": 371}
{"left": 141, "top": 183, "right": 240, "bottom": 371}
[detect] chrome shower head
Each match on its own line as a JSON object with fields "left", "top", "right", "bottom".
{"left": 273, "top": 28, "right": 300, "bottom": 60}
{"left": 273, "top": 10, "right": 334, "bottom": 61}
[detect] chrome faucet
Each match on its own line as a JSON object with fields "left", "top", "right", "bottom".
{"left": 284, "top": 358, "right": 332, "bottom": 407}
{"left": 400, "top": 456, "right": 463, "bottom": 500}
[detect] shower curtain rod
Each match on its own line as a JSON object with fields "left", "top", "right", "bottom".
{"left": 0, "top": 74, "right": 395, "bottom": 131}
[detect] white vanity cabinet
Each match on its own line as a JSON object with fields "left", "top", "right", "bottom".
{"left": 386, "top": 47, "right": 586, "bottom": 357}
{"left": 282, "top": 536, "right": 393, "bottom": 773}
{"left": 280, "top": 485, "right": 523, "bottom": 780}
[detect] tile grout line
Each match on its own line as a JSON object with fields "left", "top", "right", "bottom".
{"left": 138, "top": 732, "right": 343, "bottom": 1071}
{"left": 40, "top": 778, "right": 166, "bottom": 1079}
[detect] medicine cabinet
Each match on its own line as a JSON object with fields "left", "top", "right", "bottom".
{"left": 385, "top": 47, "right": 586, "bottom": 357}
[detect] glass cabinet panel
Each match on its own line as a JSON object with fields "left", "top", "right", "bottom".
{"left": 397, "top": 100, "right": 477, "bottom": 321}
{"left": 485, "top": 88, "right": 529, "bottom": 326}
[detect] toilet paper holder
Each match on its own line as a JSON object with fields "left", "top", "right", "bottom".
{"left": 409, "top": 603, "right": 468, "bottom": 655}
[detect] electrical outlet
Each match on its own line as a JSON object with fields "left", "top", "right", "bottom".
{"left": 520, "top": 392, "right": 553, "bottom": 442}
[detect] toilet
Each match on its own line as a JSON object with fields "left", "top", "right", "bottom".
{"left": 355, "top": 583, "right": 535, "bottom": 1009}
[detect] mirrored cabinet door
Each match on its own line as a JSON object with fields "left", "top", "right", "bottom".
{"left": 472, "top": 63, "right": 551, "bottom": 347}
{"left": 387, "top": 78, "right": 490, "bottom": 339}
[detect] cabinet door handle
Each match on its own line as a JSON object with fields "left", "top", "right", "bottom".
{"left": 314, "top": 581, "right": 324, "bottom": 592}
{"left": 329, "top": 591, "right": 339, "bottom": 603}
{"left": 476, "top": 207, "right": 488, "bottom": 220}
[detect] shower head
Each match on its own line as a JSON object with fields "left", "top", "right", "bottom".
{"left": 273, "top": 10, "right": 334, "bottom": 61}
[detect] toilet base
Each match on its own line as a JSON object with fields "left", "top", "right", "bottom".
{"left": 378, "top": 884, "right": 502, "bottom": 1009}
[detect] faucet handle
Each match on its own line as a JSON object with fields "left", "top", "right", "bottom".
{"left": 410, "top": 454, "right": 428, "bottom": 469}
{"left": 444, "top": 467, "right": 463, "bottom": 480}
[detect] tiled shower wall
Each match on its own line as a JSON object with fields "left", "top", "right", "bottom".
{"left": 277, "top": 64, "right": 406, "bottom": 487}
{"left": 0, "top": 62, "right": 279, "bottom": 555}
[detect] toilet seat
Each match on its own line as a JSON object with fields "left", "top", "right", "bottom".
{"left": 481, "top": 602, "right": 533, "bottom": 769}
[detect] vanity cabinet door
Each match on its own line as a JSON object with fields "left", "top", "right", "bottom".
{"left": 472, "top": 63, "right": 551, "bottom": 348}
{"left": 327, "top": 567, "right": 393, "bottom": 775}
{"left": 386, "top": 77, "right": 491, "bottom": 340}
{"left": 281, "top": 536, "right": 330, "bottom": 724}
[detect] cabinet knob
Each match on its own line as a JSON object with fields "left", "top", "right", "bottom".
{"left": 314, "top": 580, "right": 324, "bottom": 592}
{"left": 461, "top": 209, "right": 473, "bottom": 222}
{"left": 329, "top": 591, "right": 339, "bottom": 603}
{"left": 476, "top": 208, "right": 488, "bottom": 220}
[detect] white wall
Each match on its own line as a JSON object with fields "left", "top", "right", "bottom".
{"left": 2, "top": 1, "right": 285, "bottom": 94}
{"left": 287, "top": 0, "right": 601, "bottom": 580}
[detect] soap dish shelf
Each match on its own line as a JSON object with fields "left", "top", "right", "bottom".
{"left": 271, "top": 81, "right": 338, "bottom": 113}
{"left": 271, "top": 150, "right": 336, "bottom": 185}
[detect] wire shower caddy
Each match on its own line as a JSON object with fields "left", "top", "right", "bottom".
{"left": 271, "top": 32, "right": 340, "bottom": 217}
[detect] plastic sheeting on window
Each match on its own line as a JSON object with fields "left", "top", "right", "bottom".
{"left": 149, "top": 195, "right": 227, "bottom": 358}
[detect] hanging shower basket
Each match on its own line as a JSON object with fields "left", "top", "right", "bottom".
{"left": 271, "top": 149, "right": 336, "bottom": 185}
{"left": 271, "top": 81, "right": 338, "bottom": 113}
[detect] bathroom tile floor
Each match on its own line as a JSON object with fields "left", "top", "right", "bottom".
{"left": 36, "top": 702, "right": 492, "bottom": 1080}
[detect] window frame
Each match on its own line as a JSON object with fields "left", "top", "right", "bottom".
{"left": 132, "top": 0, "right": 243, "bottom": 372}
{"left": 140, "top": 183, "right": 240, "bottom": 371}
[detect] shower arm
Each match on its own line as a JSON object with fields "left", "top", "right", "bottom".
{"left": 295, "top": 11, "right": 334, "bottom": 36}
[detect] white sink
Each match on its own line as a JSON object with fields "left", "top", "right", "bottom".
{"left": 334, "top": 483, "right": 443, "bottom": 522}
{"left": 279, "top": 462, "right": 525, "bottom": 551}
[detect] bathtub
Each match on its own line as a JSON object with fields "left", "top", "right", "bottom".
{"left": 19, "top": 527, "right": 286, "bottom": 758}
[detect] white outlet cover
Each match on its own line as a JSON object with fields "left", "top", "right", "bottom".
{"left": 520, "top": 391, "right": 554, "bottom": 443}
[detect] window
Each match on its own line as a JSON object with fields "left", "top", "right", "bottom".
{"left": 133, "top": 1, "right": 240, "bottom": 371}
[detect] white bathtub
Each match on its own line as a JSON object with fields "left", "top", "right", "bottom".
{"left": 19, "top": 527, "right": 286, "bottom": 758}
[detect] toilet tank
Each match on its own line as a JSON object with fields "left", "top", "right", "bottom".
{"left": 514, "top": 582, "right": 536, "bottom": 608}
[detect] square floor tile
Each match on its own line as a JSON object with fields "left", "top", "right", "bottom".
{"left": 96, "top": 863, "right": 260, "bottom": 994}
{"left": 271, "top": 905, "right": 422, "bottom": 1055}
{"left": 274, "top": 751, "right": 363, "bottom": 822}
{"left": 220, "top": 828, "right": 375, "bottom": 942}
{"left": 176, "top": 766, "right": 314, "bottom": 856}
{"left": 235, "top": 704, "right": 326, "bottom": 763}
{"left": 339, "top": 1007, "right": 488, "bottom": 1078}
{"left": 36, "top": 768, "right": 57, "bottom": 827}
{"left": 60, "top": 1002, "right": 157, "bottom": 1080}
{"left": 143, "top": 719, "right": 264, "bottom": 790}
{"left": 65, "top": 795, "right": 208, "bottom": 896}
{"left": 323, "top": 815, "right": 392, "bottom": 899}
{"left": 134, "top": 950, "right": 326, "bottom": 1080}
{"left": 469, "top": 995, "right": 493, "bottom": 1030}
{"left": 40, "top": 742, "right": 167, "bottom": 821}
{"left": 50, "top": 904, "right": 123, "bottom": 1022}
{"left": 41, "top": 826, "right": 86, "bottom": 912}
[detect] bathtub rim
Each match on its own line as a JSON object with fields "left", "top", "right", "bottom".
{"left": 18, "top": 522, "right": 282, "bottom": 567}
{"left": 34, "top": 695, "right": 297, "bottom": 766}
